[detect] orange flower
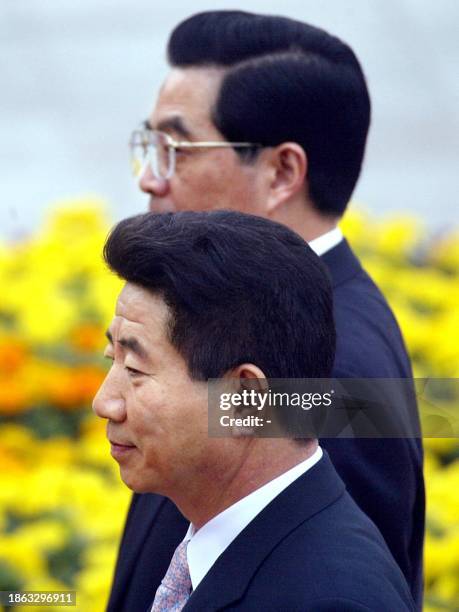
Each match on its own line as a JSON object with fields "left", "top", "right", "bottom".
{"left": 45, "top": 365, "right": 105, "bottom": 409}
{"left": 72, "top": 365, "right": 106, "bottom": 404}
{"left": 69, "top": 323, "right": 105, "bottom": 353}
{"left": 0, "top": 381, "right": 29, "bottom": 415}
{"left": 0, "top": 338, "right": 29, "bottom": 375}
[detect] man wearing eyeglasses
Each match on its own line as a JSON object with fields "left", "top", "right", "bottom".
{"left": 108, "top": 10, "right": 424, "bottom": 611}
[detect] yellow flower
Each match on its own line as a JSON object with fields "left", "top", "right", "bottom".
{"left": 0, "top": 533, "right": 47, "bottom": 580}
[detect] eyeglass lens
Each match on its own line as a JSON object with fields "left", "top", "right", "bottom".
{"left": 130, "top": 131, "right": 174, "bottom": 179}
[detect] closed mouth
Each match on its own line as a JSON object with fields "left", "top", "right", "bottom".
{"left": 109, "top": 440, "right": 135, "bottom": 448}
{"left": 109, "top": 440, "right": 137, "bottom": 459}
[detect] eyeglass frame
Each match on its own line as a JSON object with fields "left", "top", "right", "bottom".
{"left": 129, "top": 126, "right": 262, "bottom": 180}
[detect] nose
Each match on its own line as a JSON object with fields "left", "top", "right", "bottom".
{"left": 92, "top": 374, "right": 126, "bottom": 422}
{"left": 139, "top": 164, "right": 170, "bottom": 198}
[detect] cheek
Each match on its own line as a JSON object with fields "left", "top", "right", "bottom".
{"left": 127, "top": 385, "right": 162, "bottom": 434}
{"left": 215, "top": 159, "right": 263, "bottom": 211}
{"left": 171, "top": 154, "right": 243, "bottom": 206}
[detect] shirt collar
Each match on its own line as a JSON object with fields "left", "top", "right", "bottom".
{"left": 184, "top": 446, "right": 323, "bottom": 590}
{"left": 308, "top": 227, "right": 343, "bottom": 256}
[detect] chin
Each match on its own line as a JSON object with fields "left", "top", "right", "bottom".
{"left": 120, "top": 470, "right": 161, "bottom": 495}
{"left": 120, "top": 474, "right": 144, "bottom": 492}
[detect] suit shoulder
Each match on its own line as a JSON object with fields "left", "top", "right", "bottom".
{"left": 243, "top": 492, "right": 415, "bottom": 611}
{"left": 332, "top": 269, "right": 411, "bottom": 377}
{"left": 333, "top": 267, "right": 397, "bottom": 327}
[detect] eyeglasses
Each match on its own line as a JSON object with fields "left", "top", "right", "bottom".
{"left": 129, "top": 127, "right": 261, "bottom": 180}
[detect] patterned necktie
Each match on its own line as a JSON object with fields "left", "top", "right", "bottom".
{"left": 151, "top": 539, "right": 192, "bottom": 612}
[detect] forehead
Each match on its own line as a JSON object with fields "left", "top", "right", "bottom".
{"left": 111, "top": 283, "right": 170, "bottom": 340}
{"left": 150, "top": 67, "right": 226, "bottom": 134}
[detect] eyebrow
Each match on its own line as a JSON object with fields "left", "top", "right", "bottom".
{"left": 143, "top": 116, "right": 193, "bottom": 140}
{"left": 105, "top": 330, "right": 149, "bottom": 361}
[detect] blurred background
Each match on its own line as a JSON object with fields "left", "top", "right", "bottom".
{"left": 1, "top": 1, "right": 458, "bottom": 611}
{"left": 1, "top": 0, "right": 459, "bottom": 239}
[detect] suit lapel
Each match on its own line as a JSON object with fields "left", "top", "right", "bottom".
{"left": 184, "top": 453, "right": 345, "bottom": 611}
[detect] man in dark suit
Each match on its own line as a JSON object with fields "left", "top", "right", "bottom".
{"left": 111, "top": 11, "right": 424, "bottom": 610}
{"left": 95, "top": 211, "right": 415, "bottom": 612}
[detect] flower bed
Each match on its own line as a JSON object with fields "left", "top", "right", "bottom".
{"left": 0, "top": 201, "right": 457, "bottom": 611}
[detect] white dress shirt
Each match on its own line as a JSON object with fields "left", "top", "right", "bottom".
{"left": 184, "top": 446, "right": 323, "bottom": 590}
{"left": 308, "top": 226, "right": 343, "bottom": 256}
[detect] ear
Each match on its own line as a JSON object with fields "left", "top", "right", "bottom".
{"left": 265, "top": 142, "right": 307, "bottom": 213}
{"left": 219, "top": 363, "right": 269, "bottom": 437}
{"left": 226, "top": 363, "right": 268, "bottom": 393}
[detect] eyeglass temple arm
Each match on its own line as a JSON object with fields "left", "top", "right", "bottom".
{"left": 172, "top": 141, "right": 260, "bottom": 149}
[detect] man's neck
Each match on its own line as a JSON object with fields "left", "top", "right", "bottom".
{"left": 270, "top": 195, "right": 340, "bottom": 244}
{"left": 172, "top": 439, "right": 318, "bottom": 530}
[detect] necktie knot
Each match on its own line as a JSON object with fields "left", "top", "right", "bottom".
{"left": 151, "top": 539, "right": 191, "bottom": 611}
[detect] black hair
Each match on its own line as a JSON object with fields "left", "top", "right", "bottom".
{"left": 104, "top": 211, "right": 335, "bottom": 380}
{"left": 167, "top": 11, "right": 371, "bottom": 216}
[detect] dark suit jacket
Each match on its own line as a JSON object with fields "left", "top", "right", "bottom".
{"left": 106, "top": 239, "right": 424, "bottom": 611}
{"left": 182, "top": 453, "right": 415, "bottom": 612}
